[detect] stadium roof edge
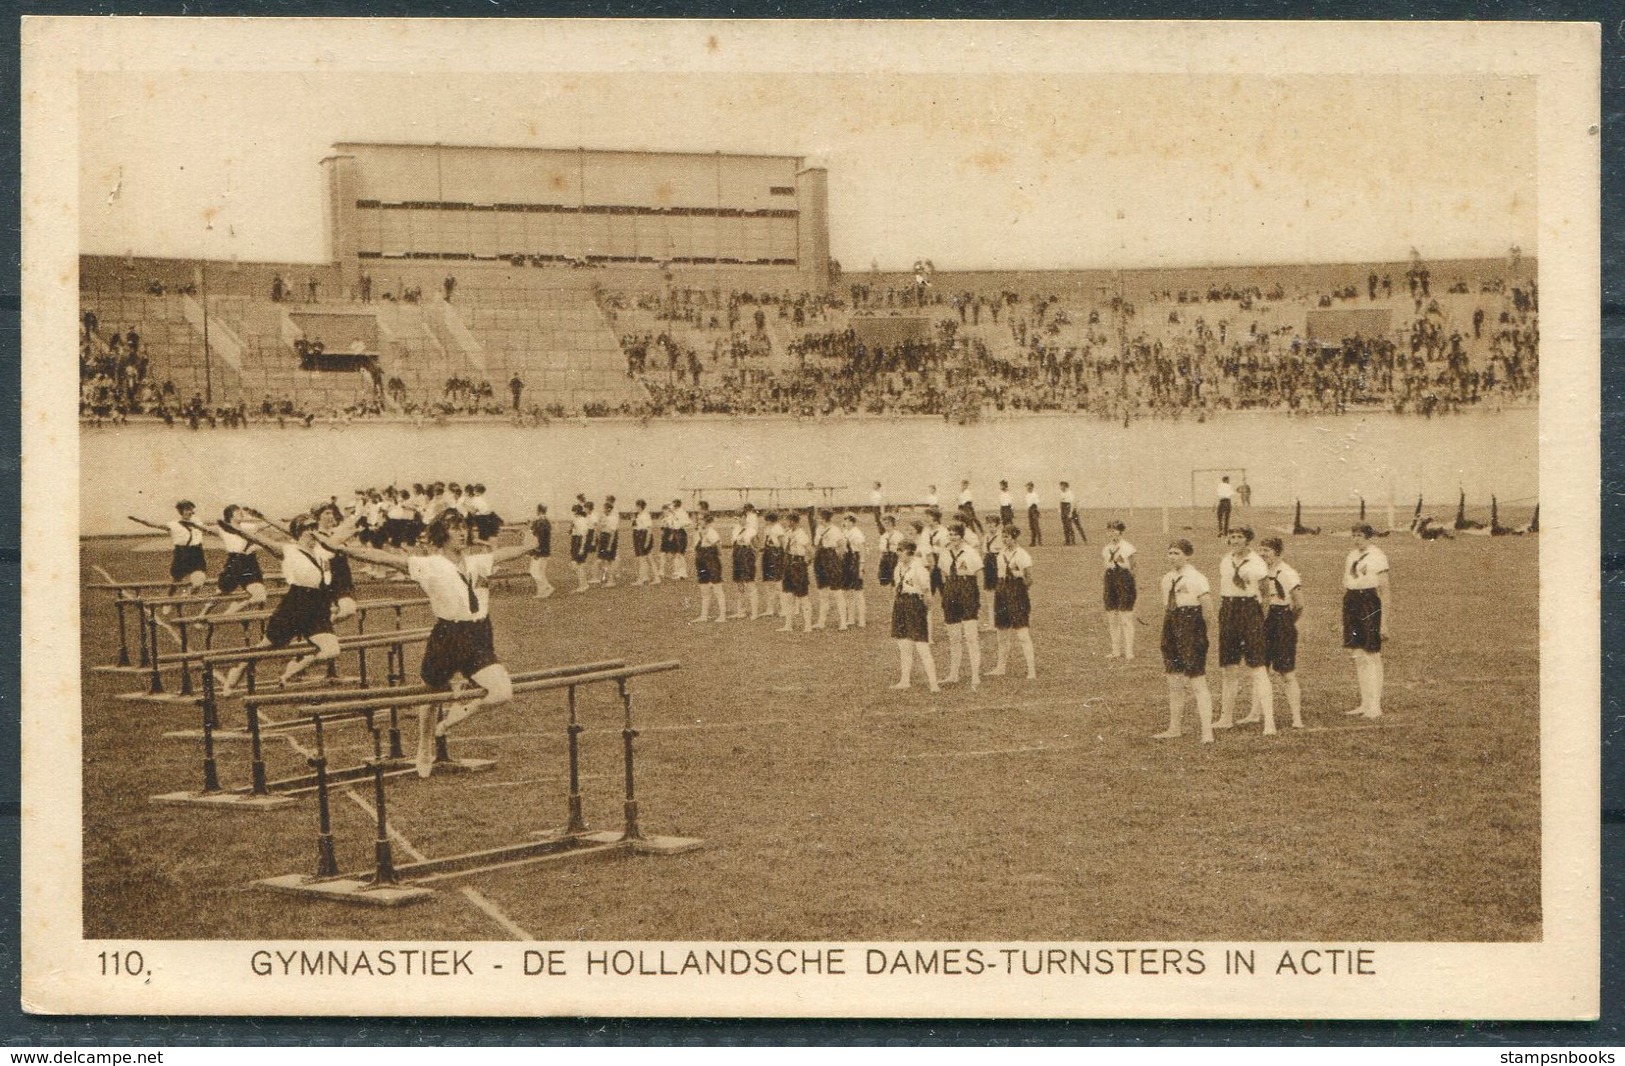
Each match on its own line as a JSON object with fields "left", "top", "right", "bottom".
{"left": 329, "top": 141, "right": 807, "bottom": 165}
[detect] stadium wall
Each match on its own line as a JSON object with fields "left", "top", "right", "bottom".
{"left": 79, "top": 408, "right": 1535, "bottom": 536}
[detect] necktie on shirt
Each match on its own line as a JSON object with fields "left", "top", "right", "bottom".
{"left": 1230, "top": 556, "right": 1249, "bottom": 590}
{"left": 1350, "top": 551, "right": 1368, "bottom": 579}
{"left": 459, "top": 569, "right": 480, "bottom": 614}
{"left": 1167, "top": 577, "right": 1181, "bottom": 609}
{"left": 1108, "top": 548, "right": 1121, "bottom": 569}
{"left": 297, "top": 549, "right": 329, "bottom": 588}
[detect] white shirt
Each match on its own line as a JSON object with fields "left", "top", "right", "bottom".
{"left": 926, "top": 525, "right": 951, "bottom": 567}
{"left": 997, "top": 545, "right": 1034, "bottom": 579}
{"left": 1060, "top": 489, "right": 1076, "bottom": 506}
{"left": 570, "top": 514, "right": 591, "bottom": 538}
{"left": 734, "top": 515, "right": 759, "bottom": 545}
{"left": 1161, "top": 564, "right": 1211, "bottom": 609}
{"left": 944, "top": 544, "right": 980, "bottom": 578}
{"left": 898, "top": 557, "right": 932, "bottom": 596}
{"left": 674, "top": 508, "right": 693, "bottom": 531}
{"left": 168, "top": 519, "right": 203, "bottom": 547}
{"left": 1102, "top": 539, "right": 1136, "bottom": 570}
{"left": 869, "top": 488, "right": 883, "bottom": 508}
{"left": 599, "top": 509, "right": 618, "bottom": 535}
{"left": 998, "top": 490, "right": 1013, "bottom": 508}
{"left": 787, "top": 527, "right": 811, "bottom": 557}
{"left": 1218, "top": 550, "right": 1267, "bottom": 598}
{"left": 845, "top": 527, "right": 866, "bottom": 554}
{"left": 465, "top": 494, "right": 490, "bottom": 516}
{"left": 1216, "top": 481, "right": 1235, "bottom": 501}
{"left": 634, "top": 510, "right": 652, "bottom": 532}
{"left": 765, "top": 522, "right": 787, "bottom": 548}
{"left": 958, "top": 488, "right": 974, "bottom": 506}
{"left": 924, "top": 492, "right": 939, "bottom": 508}
{"left": 817, "top": 525, "right": 845, "bottom": 550}
{"left": 279, "top": 541, "right": 331, "bottom": 589}
{"left": 1343, "top": 545, "right": 1390, "bottom": 590}
{"left": 407, "top": 551, "right": 493, "bottom": 622}
{"left": 878, "top": 530, "right": 903, "bottom": 554}
{"left": 216, "top": 518, "right": 260, "bottom": 555}
{"left": 1024, "top": 491, "right": 1040, "bottom": 509}
{"left": 699, "top": 525, "right": 720, "bottom": 548}
{"left": 1262, "top": 562, "right": 1302, "bottom": 607}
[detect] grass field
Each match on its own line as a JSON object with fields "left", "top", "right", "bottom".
{"left": 78, "top": 506, "right": 1541, "bottom": 943}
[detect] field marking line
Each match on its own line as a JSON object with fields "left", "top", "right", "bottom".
{"left": 1294, "top": 721, "right": 1416, "bottom": 734}
{"left": 456, "top": 716, "right": 800, "bottom": 743}
{"left": 279, "top": 734, "right": 532, "bottom": 940}
{"left": 458, "top": 887, "right": 538, "bottom": 942}
{"left": 466, "top": 772, "right": 614, "bottom": 790}
{"left": 899, "top": 741, "right": 1080, "bottom": 760}
{"left": 863, "top": 695, "right": 1104, "bottom": 719}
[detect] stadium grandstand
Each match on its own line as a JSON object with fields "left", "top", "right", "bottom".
{"left": 77, "top": 142, "right": 1536, "bottom": 427}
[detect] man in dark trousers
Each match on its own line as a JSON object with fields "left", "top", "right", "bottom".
{"left": 1059, "top": 481, "right": 1087, "bottom": 545}
{"left": 509, "top": 375, "right": 524, "bottom": 412}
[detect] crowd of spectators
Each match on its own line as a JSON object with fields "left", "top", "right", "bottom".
{"left": 82, "top": 261, "right": 1539, "bottom": 427}
{"left": 604, "top": 267, "right": 1538, "bottom": 422}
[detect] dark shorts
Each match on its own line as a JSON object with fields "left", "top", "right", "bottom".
{"left": 1218, "top": 597, "right": 1267, "bottom": 668}
{"left": 218, "top": 552, "right": 264, "bottom": 594}
{"left": 982, "top": 552, "right": 999, "bottom": 592}
{"left": 265, "top": 584, "right": 334, "bottom": 647}
{"left": 877, "top": 552, "right": 898, "bottom": 586}
{"left": 762, "top": 545, "right": 784, "bottom": 582}
{"left": 1264, "top": 605, "right": 1299, "bottom": 673}
{"left": 732, "top": 545, "right": 757, "bottom": 582}
{"left": 994, "top": 576, "right": 1031, "bottom": 630}
{"left": 1161, "top": 607, "right": 1208, "bottom": 677}
{"left": 420, "top": 617, "right": 499, "bottom": 689}
{"left": 328, "top": 553, "right": 355, "bottom": 597}
{"left": 813, "top": 547, "right": 840, "bottom": 589}
{"left": 841, "top": 552, "right": 863, "bottom": 590}
{"left": 170, "top": 544, "right": 206, "bottom": 581}
{"left": 659, "top": 528, "right": 676, "bottom": 553}
{"left": 596, "top": 531, "right": 619, "bottom": 561}
{"left": 929, "top": 566, "right": 944, "bottom": 596}
{"left": 633, "top": 530, "right": 653, "bottom": 557}
{"left": 783, "top": 556, "right": 810, "bottom": 598}
{"left": 569, "top": 534, "right": 588, "bottom": 564}
{"left": 696, "top": 545, "right": 723, "bottom": 584}
{"left": 891, "top": 593, "right": 928, "bottom": 642}
{"left": 1342, "top": 588, "right": 1383, "bottom": 652}
{"left": 1103, "top": 568, "right": 1137, "bottom": 611}
{"left": 942, "top": 574, "right": 981, "bottom": 625}
{"left": 674, "top": 529, "right": 689, "bottom": 554}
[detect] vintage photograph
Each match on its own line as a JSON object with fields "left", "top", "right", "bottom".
{"left": 21, "top": 19, "right": 1599, "bottom": 1018}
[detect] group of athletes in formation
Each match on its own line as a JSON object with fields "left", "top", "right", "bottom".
{"left": 129, "top": 475, "right": 1392, "bottom": 769}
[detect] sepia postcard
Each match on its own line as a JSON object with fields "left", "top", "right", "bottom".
{"left": 20, "top": 18, "right": 1601, "bottom": 1018}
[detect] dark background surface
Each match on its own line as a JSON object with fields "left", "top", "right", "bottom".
{"left": 3, "top": 0, "right": 1620, "bottom": 1046}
